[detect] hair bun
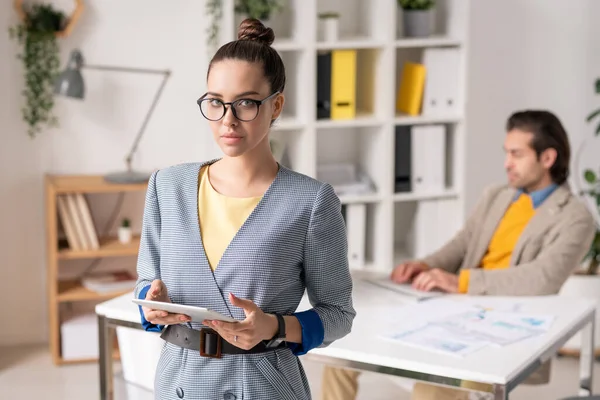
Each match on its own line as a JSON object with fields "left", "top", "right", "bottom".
{"left": 237, "top": 18, "right": 275, "bottom": 46}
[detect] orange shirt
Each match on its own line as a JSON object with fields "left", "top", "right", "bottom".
{"left": 457, "top": 185, "right": 557, "bottom": 293}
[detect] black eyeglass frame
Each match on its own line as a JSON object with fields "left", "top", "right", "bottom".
{"left": 197, "top": 91, "right": 281, "bottom": 122}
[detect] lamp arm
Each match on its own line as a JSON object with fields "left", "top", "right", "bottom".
{"left": 123, "top": 70, "right": 171, "bottom": 170}
{"left": 82, "top": 65, "right": 172, "bottom": 171}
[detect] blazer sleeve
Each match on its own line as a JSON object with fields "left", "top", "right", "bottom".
{"left": 134, "top": 170, "right": 162, "bottom": 299}
{"left": 421, "top": 185, "right": 495, "bottom": 273}
{"left": 467, "top": 208, "right": 596, "bottom": 295}
{"left": 303, "top": 183, "right": 356, "bottom": 347}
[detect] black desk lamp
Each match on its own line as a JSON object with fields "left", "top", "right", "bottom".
{"left": 54, "top": 49, "right": 171, "bottom": 184}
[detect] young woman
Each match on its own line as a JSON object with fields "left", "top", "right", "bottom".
{"left": 135, "top": 18, "right": 356, "bottom": 400}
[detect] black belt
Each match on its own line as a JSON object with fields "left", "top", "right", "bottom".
{"left": 160, "top": 324, "right": 286, "bottom": 359}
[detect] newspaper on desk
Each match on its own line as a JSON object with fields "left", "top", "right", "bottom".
{"left": 379, "top": 297, "right": 555, "bottom": 357}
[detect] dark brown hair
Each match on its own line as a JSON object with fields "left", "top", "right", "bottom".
{"left": 506, "top": 110, "right": 571, "bottom": 184}
{"left": 206, "top": 18, "right": 286, "bottom": 94}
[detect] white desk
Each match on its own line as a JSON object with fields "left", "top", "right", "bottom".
{"left": 95, "top": 276, "right": 596, "bottom": 400}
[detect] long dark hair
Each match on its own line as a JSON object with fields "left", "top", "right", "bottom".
{"left": 506, "top": 110, "right": 571, "bottom": 184}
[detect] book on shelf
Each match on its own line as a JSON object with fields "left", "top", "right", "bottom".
{"left": 81, "top": 270, "right": 137, "bottom": 293}
{"left": 56, "top": 193, "right": 99, "bottom": 251}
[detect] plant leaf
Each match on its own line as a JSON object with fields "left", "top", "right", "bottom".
{"left": 596, "top": 123, "right": 600, "bottom": 137}
{"left": 584, "top": 169, "right": 597, "bottom": 184}
{"left": 587, "top": 108, "right": 600, "bottom": 123}
{"left": 596, "top": 78, "right": 600, "bottom": 94}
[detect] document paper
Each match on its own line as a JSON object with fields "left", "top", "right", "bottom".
{"left": 379, "top": 298, "right": 555, "bottom": 357}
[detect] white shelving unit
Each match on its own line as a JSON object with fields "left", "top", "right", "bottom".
{"left": 214, "top": 0, "right": 470, "bottom": 273}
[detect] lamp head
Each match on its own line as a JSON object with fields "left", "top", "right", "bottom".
{"left": 54, "top": 49, "right": 85, "bottom": 99}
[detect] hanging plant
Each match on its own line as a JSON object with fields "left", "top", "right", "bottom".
{"left": 206, "top": 0, "right": 223, "bottom": 55}
{"left": 9, "top": 3, "right": 66, "bottom": 138}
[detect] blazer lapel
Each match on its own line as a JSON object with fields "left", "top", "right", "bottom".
{"left": 186, "top": 159, "right": 236, "bottom": 318}
{"left": 467, "top": 188, "right": 515, "bottom": 269}
{"left": 510, "top": 184, "right": 571, "bottom": 264}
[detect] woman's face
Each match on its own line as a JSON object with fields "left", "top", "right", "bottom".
{"left": 204, "top": 59, "right": 284, "bottom": 158}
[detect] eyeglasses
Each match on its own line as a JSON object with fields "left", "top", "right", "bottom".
{"left": 197, "top": 91, "right": 280, "bottom": 122}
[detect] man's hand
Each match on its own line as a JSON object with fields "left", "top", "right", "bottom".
{"left": 390, "top": 261, "right": 429, "bottom": 283}
{"left": 142, "top": 279, "right": 191, "bottom": 325}
{"left": 204, "top": 293, "right": 279, "bottom": 350}
{"left": 411, "top": 268, "right": 459, "bottom": 293}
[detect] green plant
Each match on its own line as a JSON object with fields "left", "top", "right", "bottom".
{"left": 121, "top": 218, "right": 131, "bottom": 228}
{"left": 586, "top": 78, "right": 600, "bottom": 137}
{"left": 9, "top": 3, "right": 66, "bottom": 138}
{"left": 234, "top": 0, "right": 284, "bottom": 20}
{"left": 206, "top": 0, "right": 223, "bottom": 54}
{"left": 580, "top": 77, "right": 600, "bottom": 275}
{"left": 397, "top": 0, "right": 436, "bottom": 10}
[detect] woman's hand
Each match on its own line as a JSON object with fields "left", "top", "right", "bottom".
{"left": 142, "top": 279, "right": 191, "bottom": 325}
{"left": 204, "top": 293, "right": 278, "bottom": 350}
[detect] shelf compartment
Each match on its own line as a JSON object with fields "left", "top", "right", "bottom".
{"left": 316, "top": 125, "right": 389, "bottom": 200}
{"left": 316, "top": 48, "right": 382, "bottom": 122}
{"left": 58, "top": 235, "right": 141, "bottom": 260}
{"left": 394, "top": 45, "right": 463, "bottom": 119}
{"left": 393, "top": 123, "right": 457, "bottom": 196}
{"left": 317, "top": 0, "right": 391, "bottom": 43}
{"left": 270, "top": 129, "right": 313, "bottom": 177}
{"left": 58, "top": 280, "right": 132, "bottom": 303}
{"left": 393, "top": 198, "right": 462, "bottom": 262}
{"left": 395, "top": 0, "right": 469, "bottom": 41}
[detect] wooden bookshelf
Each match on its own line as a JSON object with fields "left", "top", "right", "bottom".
{"left": 58, "top": 235, "right": 141, "bottom": 260}
{"left": 58, "top": 280, "right": 133, "bottom": 303}
{"left": 45, "top": 174, "right": 148, "bottom": 365}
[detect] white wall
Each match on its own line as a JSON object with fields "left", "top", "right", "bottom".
{"left": 465, "top": 0, "right": 600, "bottom": 212}
{"left": 1, "top": 0, "right": 600, "bottom": 345}
{"left": 0, "top": 0, "right": 220, "bottom": 345}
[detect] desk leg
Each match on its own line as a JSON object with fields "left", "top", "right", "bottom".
{"left": 98, "top": 315, "right": 114, "bottom": 400}
{"left": 493, "top": 384, "right": 507, "bottom": 400}
{"left": 578, "top": 312, "right": 595, "bottom": 396}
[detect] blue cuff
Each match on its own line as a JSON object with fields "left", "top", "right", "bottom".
{"left": 288, "top": 309, "right": 324, "bottom": 356}
{"left": 138, "top": 285, "right": 164, "bottom": 332}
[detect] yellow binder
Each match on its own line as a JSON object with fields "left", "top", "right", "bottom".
{"left": 331, "top": 50, "right": 357, "bottom": 120}
{"left": 396, "top": 62, "right": 426, "bottom": 116}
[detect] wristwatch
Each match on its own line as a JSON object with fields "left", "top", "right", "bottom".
{"left": 264, "top": 313, "right": 286, "bottom": 348}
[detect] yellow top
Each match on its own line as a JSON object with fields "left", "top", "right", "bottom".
{"left": 198, "top": 165, "right": 262, "bottom": 271}
{"left": 458, "top": 193, "right": 536, "bottom": 293}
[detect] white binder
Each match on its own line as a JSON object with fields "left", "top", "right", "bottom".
{"left": 411, "top": 124, "right": 446, "bottom": 194}
{"left": 345, "top": 203, "right": 367, "bottom": 268}
{"left": 421, "top": 48, "right": 461, "bottom": 116}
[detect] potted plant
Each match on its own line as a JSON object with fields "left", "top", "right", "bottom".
{"left": 118, "top": 218, "right": 132, "bottom": 244}
{"left": 397, "top": 0, "right": 436, "bottom": 38}
{"left": 318, "top": 12, "right": 340, "bottom": 42}
{"left": 9, "top": 3, "right": 66, "bottom": 138}
{"left": 234, "top": 0, "right": 284, "bottom": 22}
{"left": 558, "top": 77, "right": 600, "bottom": 357}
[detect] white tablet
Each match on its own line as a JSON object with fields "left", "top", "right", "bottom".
{"left": 132, "top": 299, "right": 237, "bottom": 323}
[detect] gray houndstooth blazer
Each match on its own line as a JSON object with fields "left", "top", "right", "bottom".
{"left": 134, "top": 160, "right": 356, "bottom": 400}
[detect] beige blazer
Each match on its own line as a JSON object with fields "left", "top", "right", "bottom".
{"left": 421, "top": 183, "right": 596, "bottom": 384}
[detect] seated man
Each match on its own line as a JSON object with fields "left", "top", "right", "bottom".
{"left": 321, "top": 110, "right": 596, "bottom": 400}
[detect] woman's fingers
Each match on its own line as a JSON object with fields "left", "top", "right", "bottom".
{"left": 145, "top": 309, "right": 190, "bottom": 325}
